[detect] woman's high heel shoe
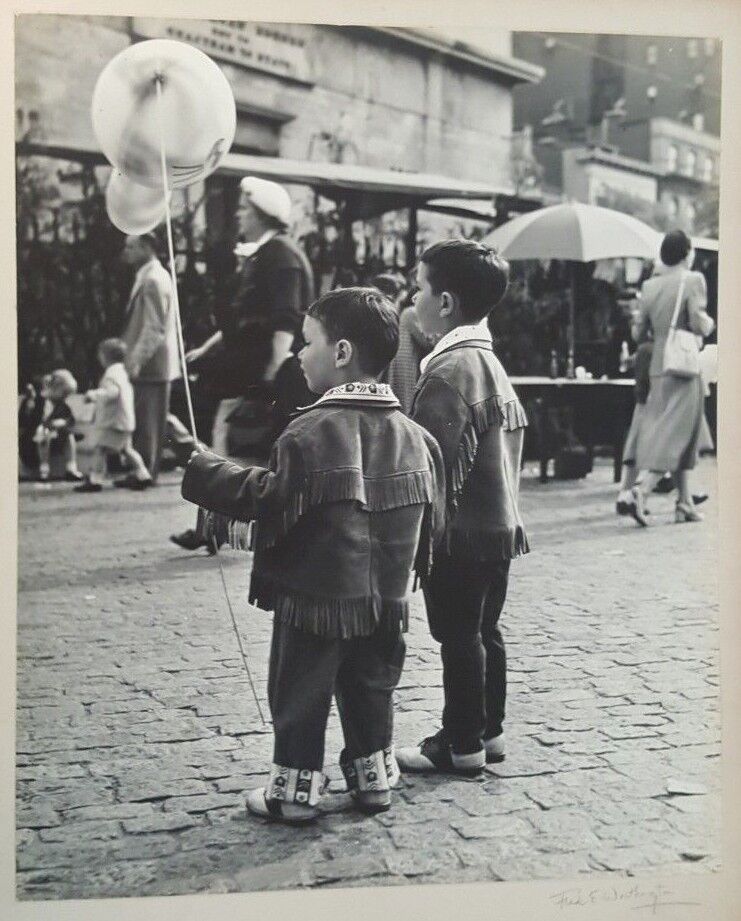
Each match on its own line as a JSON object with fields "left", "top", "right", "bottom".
{"left": 675, "top": 502, "right": 703, "bottom": 523}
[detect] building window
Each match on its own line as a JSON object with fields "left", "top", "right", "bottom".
{"left": 687, "top": 39, "right": 698, "bottom": 58}
{"left": 703, "top": 155, "right": 714, "bottom": 182}
{"left": 692, "top": 112, "right": 705, "bottom": 132}
{"left": 704, "top": 38, "right": 716, "bottom": 56}
{"left": 646, "top": 43, "right": 658, "bottom": 65}
{"left": 683, "top": 149, "right": 697, "bottom": 177}
{"left": 666, "top": 145, "right": 679, "bottom": 172}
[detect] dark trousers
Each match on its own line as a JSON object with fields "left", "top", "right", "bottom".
{"left": 423, "top": 553, "right": 510, "bottom": 754}
{"left": 133, "top": 380, "right": 170, "bottom": 482}
{"left": 267, "top": 619, "right": 405, "bottom": 772}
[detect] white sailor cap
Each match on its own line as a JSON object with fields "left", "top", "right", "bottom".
{"left": 239, "top": 176, "right": 292, "bottom": 227}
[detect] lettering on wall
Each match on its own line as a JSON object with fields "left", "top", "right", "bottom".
{"left": 131, "top": 18, "right": 314, "bottom": 85}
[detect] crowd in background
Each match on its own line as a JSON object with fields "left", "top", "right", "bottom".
{"left": 18, "top": 179, "right": 717, "bottom": 539}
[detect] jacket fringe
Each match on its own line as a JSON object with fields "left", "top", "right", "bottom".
{"left": 249, "top": 572, "right": 409, "bottom": 638}
{"left": 444, "top": 524, "right": 530, "bottom": 560}
{"left": 450, "top": 395, "right": 528, "bottom": 515}
{"left": 257, "top": 468, "right": 433, "bottom": 550}
{"left": 413, "top": 503, "right": 435, "bottom": 583}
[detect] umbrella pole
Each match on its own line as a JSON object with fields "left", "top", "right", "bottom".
{"left": 569, "top": 262, "right": 577, "bottom": 374}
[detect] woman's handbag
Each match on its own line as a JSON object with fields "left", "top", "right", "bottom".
{"left": 663, "top": 273, "right": 700, "bottom": 379}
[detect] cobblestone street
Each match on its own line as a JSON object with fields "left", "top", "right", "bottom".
{"left": 15, "top": 458, "right": 721, "bottom": 900}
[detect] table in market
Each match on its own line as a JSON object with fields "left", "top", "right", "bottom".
{"left": 510, "top": 377, "right": 636, "bottom": 483}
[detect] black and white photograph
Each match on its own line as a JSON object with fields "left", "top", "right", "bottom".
{"left": 8, "top": 2, "right": 741, "bottom": 917}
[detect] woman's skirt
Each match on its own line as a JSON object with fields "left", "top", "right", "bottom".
{"left": 635, "top": 373, "right": 705, "bottom": 472}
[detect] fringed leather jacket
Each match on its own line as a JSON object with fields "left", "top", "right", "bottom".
{"left": 412, "top": 335, "right": 529, "bottom": 562}
{"left": 182, "top": 383, "right": 446, "bottom": 639}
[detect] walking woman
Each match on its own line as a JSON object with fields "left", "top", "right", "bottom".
{"left": 630, "top": 230, "right": 715, "bottom": 526}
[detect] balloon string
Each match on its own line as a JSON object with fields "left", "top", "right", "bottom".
{"left": 210, "top": 533, "right": 267, "bottom": 726}
{"left": 153, "top": 75, "right": 266, "bottom": 726}
{"left": 154, "top": 74, "right": 198, "bottom": 445}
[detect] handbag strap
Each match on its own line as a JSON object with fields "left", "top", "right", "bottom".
{"left": 669, "top": 271, "right": 688, "bottom": 332}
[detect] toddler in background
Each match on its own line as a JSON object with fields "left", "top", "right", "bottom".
{"left": 29, "top": 370, "right": 84, "bottom": 483}
{"left": 76, "top": 338, "right": 152, "bottom": 493}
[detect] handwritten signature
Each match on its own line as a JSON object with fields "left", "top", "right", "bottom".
{"left": 549, "top": 883, "right": 701, "bottom": 914}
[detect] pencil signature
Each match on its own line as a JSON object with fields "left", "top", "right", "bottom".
{"left": 549, "top": 882, "right": 701, "bottom": 914}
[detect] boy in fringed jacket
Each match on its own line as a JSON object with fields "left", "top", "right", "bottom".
{"left": 182, "top": 288, "right": 445, "bottom": 824}
{"left": 396, "top": 240, "right": 529, "bottom": 776}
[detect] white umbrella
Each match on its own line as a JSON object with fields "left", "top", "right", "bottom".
{"left": 484, "top": 203, "right": 663, "bottom": 362}
{"left": 484, "top": 202, "right": 662, "bottom": 262}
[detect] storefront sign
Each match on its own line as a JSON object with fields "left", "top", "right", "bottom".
{"left": 132, "top": 18, "right": 314, "bottom": 84}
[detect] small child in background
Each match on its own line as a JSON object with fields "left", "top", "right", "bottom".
{"left": 28, "top": 370, "right": 84, "bottom": 483}
{"left": 75, "top": 338, "right": 153, "bottom": 493}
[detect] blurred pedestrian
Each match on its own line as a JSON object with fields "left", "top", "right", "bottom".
{"left": 616, "top": 338, "right": 709, "bottom": 517}
{"left": 75, "top": 338, "right": 152, "bottom": 493}
{"left": 120, "top": 233, "right": 179, "bottom": 486}
{"left": 629, "top": 231, "right": 715, "bottom": 526}
{"left": 171, "top": 177, "right": 314, "bottom": 551}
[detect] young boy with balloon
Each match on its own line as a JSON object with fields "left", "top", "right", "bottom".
{"left": 181, "top": 287, "right": 446, "bottom": 824}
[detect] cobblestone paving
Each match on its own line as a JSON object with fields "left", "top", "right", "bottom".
{"left": 16, "top": 459, "right": 720, "bottom": 899}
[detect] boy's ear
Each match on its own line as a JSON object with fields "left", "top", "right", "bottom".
{"left": 335, "top": 338, "right": 353, "bottom": 368}
{"left": 440, "top": 291, "right": 457, "bottom": 317}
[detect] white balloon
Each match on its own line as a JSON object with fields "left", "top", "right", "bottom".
{"left": 105, "top": 170, "right": 170, "bottom": 235}
{"left": 92, "top": 39, "right": 236, "bottom": 190}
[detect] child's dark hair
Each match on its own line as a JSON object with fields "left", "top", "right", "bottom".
{"left": 307, "top": 287, "right": 399, "bottom": 376}
{"left": 421, "top": 239, "right": 509, "bottom": 322}
{"left": 98, "top": 337, "right": 127, "bottom": 365}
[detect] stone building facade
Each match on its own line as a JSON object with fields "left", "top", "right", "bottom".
{"left": 14, "top": 14, "right": 542, "bottom": 385}
{"left": 16, "top": 15, "right": 541, "bottom": 244}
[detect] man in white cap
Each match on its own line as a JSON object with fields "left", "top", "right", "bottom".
{"left": 171, "top": 176, "right": 314, "bottom": 550}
